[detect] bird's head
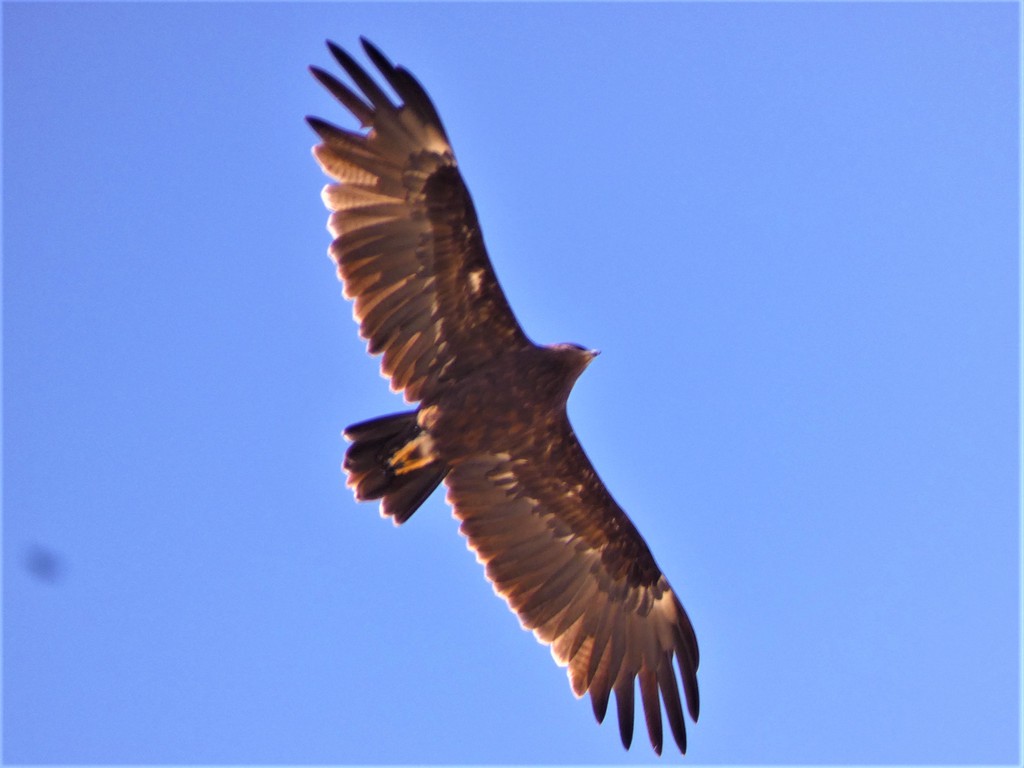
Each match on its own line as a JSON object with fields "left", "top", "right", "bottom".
{"left": 548, "top": 342, "right": 601, "bottom": 382}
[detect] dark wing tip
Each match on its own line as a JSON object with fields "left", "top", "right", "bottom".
{"left": 659, "top": 659, "right": 688, "bottom": 754}
{"left": 317, "top": 37, "right": 449, "bottom": 145}
{"left": 675, "top": 619, "right": 701, "bottom": 723}
{"left": 614, "top": 681, "right": 635, "bottom": 750}
{"left": 359, "top": 37, "right": 449, "bottom": 140}
{"left": 324, "top": 39, "right": 354, "bottom": 80}
{"left": 325, "top": 38, "right": 347, "bottom": 64}
{"left": 310, "top": 64, "right": 374, "bottom": 128}
{"left": 305, "top": 115, "right": 337, "bottom": 139}
{"left": 360, "top": 37, "right": 392, "bottom": 74}
{"left": 639, "top": 668, "right": 664, "bottom": 755}
{"left": 686, "top": 669, "right": 701, "bottom": 722}
{"left": 324, "top": 38, "right": 395, "bottom": 112}
{"left": 325, "top": 39, "right": 360, "bottom": 76}
{"left": 590, "top": 687, "right": 611, "bottom": 725}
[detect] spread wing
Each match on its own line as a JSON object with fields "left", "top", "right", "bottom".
{"left": 445, "top": 417, "right": 700, "bottom": 755}
{"left": 308, "top": 39, "right": 531, "bottom": 403}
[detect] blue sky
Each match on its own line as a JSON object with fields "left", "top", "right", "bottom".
{"left": 2, "top": 2, "right": 1019, "bottom": 764}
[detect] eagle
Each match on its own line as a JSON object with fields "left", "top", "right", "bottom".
{"left": 308, "top": 39, "right": 700, "bottom": 756}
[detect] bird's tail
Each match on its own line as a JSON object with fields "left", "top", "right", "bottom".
{"left": 343, "top": 411, "right": 447, "bottom": 524}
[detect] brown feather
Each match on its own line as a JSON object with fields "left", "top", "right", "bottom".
{"left": 639, "top": 666, "right": 663, "bottom": 755}
{"left": 327, "top": 40, "right": 396, "bottom": 112}
{"left": 614, "top": 678, "right": 636, "bottom": 750}
{"left": 658, "top": 652, "right": 688, "bottom": 754}
{"left": 309, "top": 66, "right": 373, "bottom": 128}
{"left": 312, "top": 40, "right": 699, "bottom": 756}
{"left": 444, "top": 443, "right": 698, "bottom": 754}
{"left": 311, "top": 42, "right": 530, "bottom": 405}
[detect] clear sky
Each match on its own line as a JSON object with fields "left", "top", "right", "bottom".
{"left": 3, "top": 2, "right": 1020, "bottom": 764}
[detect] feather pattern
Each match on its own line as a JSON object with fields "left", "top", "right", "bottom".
{"left": 312, "top": 39, "right": 700, "bottom": 756}
{"left": 308, "top": 38, "right": 529, "bottom": 404}
{"left": 444, "top": 413, "right": 699, "bottom": 755}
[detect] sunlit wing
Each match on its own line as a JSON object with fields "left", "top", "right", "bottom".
{"left": 444, "top": 416, "right": 700, "bottom": 755}
{"left": 308, "top": 39, "right": 531, "bottom": 404}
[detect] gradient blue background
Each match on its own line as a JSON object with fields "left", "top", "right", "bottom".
{"left": 3, "top": 2, "right": 1020, "bottom": 764}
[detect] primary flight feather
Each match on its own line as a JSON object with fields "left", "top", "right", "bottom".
{"left": 308, "top": 38, "right": 700, "bottom": 755}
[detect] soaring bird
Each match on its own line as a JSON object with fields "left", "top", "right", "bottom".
{"left": 308, "top": 39, "right": 700, "bottom": 755}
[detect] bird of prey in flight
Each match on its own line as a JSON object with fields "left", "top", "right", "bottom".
{"left": 308, "top": 38, "right": 700, "bottom": 755}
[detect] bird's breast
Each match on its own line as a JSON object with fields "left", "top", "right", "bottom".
{"left": 424, "top": 355, "right": 567, "bottom": 459}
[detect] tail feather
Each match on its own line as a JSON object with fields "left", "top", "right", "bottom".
{"left": 343, "top": 411, "right": 447, "bottom": 524}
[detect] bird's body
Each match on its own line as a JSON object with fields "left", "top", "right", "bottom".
{"left": 309, "top": 39, "right": 700, "bottom": 756}
{"left": 431, "top": 343, "right": 594, "bottom": 449}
